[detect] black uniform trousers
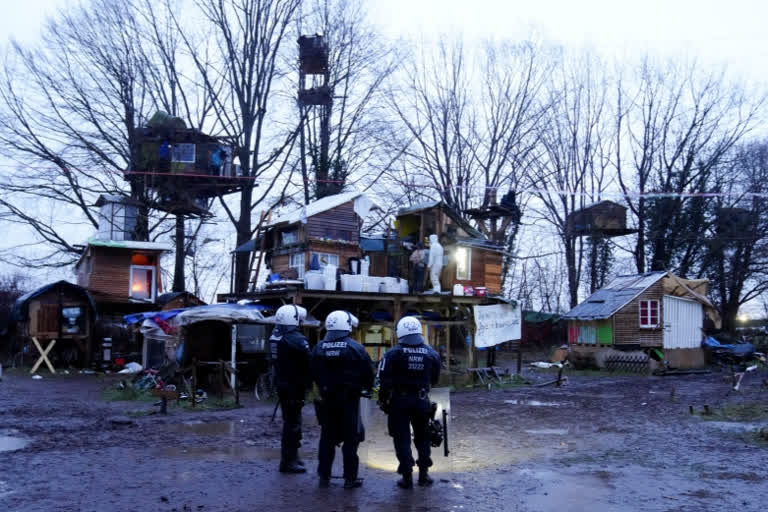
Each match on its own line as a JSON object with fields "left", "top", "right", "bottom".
{"left": 388, "top": 394, "right": 432, "bottom": 475}
{"left": 277, "top": 389, "right": 304, "bottom": 462}
{"left": 317, "top": 390, "right": 363, "bottom": 480}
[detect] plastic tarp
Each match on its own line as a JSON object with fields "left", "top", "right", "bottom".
{"left": 124, "top": 309, "right": 185, "bottom": 326}
{"left": 173, "top": 304, "right": 269, "bottom": 327}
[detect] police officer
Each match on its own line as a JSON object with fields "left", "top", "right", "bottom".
{"left": 378, "top": 316, "right": 441, "bottom": 489}
{"left": 311, "top": 310, "right": 374, "bottom": 489}
{"left": 269, "top": 304, "right": 311, "bottom": 474}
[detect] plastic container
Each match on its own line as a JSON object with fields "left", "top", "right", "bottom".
{"left": 323, "top": 264, "right": 337, "bottom": 291}
{"left": 399, "top": 278, "right": 409, "bottom": 294}
{"left": 453, "top": 284, "right": 465, "bottom": 296}
{"left": 381, "top": 277, "right": 400, "bottom": 294}
{"left": 360, "top": 259, "right": 370, "bottom": 276}
{"left": 463, "top": 285, "right": 474, "bottom": 296}
{"left": 304, "top": 270, "right": 324, "bottom": 290}
{"left": 341, "top": 274, "right": 364, "bottom": 292}
{"left": 474, "top": 286, "right": 487, "bottom": 297}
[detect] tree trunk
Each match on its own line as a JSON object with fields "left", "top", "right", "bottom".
{"left": 234, "top": 184, "right": 254, "bottom": 293}
{"left": 565, "top": 235, "right": 579, "bottom": 308}
{"left": 172, "top": 214, "right": 185, "bottom": 292}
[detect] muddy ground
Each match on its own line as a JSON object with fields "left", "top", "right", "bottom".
{"left": 1, "top": 367, "right": 767, "bottom": 512}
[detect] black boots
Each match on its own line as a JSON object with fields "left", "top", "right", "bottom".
{"left": 343, "top": 478, "right": 363, "bottom": 489}
{"left": 396, "top": 473, "right": 413, "bottom": 489}
{"left": 278, "top": 459, "right": 306, "bottom": 473}
{"left": 318, "top": 476, "right": 330, "bottom": 488}
{"left": 397, "top": 470, "right": 432, "bottom": 489}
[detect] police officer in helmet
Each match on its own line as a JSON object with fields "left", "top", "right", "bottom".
{"left": 311, "top": 310, "right": 374, "bottom": 489}
{"left": 378, "top": 316, "right": 441, "bottom": 489}
{"left": 270, "top": 304, "right": 311, "bottom": 474}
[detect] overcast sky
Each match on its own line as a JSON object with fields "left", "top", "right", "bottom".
{"left": 1, "top": 0, "right": 767, "bottom": 311}
{"left": 2, "top": 0, "right": 767, "bottom": 85}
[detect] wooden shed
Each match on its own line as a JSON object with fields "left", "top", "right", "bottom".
{"left": 563, "top": 271, "right": 721, "bottom": 369}
{"left": 11, "top": 281, "right": 97, "bottom": 366}
{"left": 392, "top": 202, "right": 505, "bottom": 295}
{"left": 260, "top": 191, "right": 380, "bottom": 279}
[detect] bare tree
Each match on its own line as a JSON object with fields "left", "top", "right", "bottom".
{"left": 615, "top": 58, "right": 762, "bottom": 275}
{"left": 177, "top": 0, "right": 302, "bottom": 293}
{"left": 0, "top": 0, "right": 213, "bottom": 272}
{"left": 296, "top": 0, "right": 397, "bottom": 202}
{"left": 530, "top": 51, "right": 609, "bottom": 307}
{"left": 700, "top": 141, "right": 768, "bottom": 332}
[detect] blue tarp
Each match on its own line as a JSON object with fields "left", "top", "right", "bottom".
{"left": 124, "top": 303, "right": 274, "bottom": 326}
{"left": 123, "top": 309, "right": 186, "bottom": 325}
{"left": 702, "top": 336, "right": 755, "bottom": 358}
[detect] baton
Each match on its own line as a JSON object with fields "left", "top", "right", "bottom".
{"left": 442, "top": 409, "right": 449, "bottom": 457}
{"left": 271, "top": 398, "right": 280, "bottom": 422}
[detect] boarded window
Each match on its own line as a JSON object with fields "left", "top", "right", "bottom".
{"left": 37, "top": 304, "right": 59, "bottom": 333}
{"left": 639, "top": 300, "right": 660, "bottom": 328}
{"left": 280, "top": 230, "right": 298, "bottom": 245}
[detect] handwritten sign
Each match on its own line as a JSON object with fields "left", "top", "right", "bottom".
{"left": 473, "top": 303, "right": 521, "bottom": 348}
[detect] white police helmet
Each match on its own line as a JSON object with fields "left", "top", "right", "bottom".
{"left": 396, "top": 316, "right": 422, "bottom": 339}
{"left": 275, "top": 304, "right": 307, "bottom": 326}
{"left": 325, "top": 310, "right": 355, "bottom": 332}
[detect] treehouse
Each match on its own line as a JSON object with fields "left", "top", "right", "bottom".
{"left": 221, "top": 194, "right": 519, "bottom": 376}
{"left": 132, "top": 112, "right": 239, "bottom": 216}
{"left": 388, "top": 201, "right": 506, "bottom": 295}
{"left": 565, "top": 200, "right": 636, "bottom": 237}
{"left": 75, "top": 195, "right": 172, "bottom": 316}
{"left": 257, "top": 191, "right": 380, "bottom": 280}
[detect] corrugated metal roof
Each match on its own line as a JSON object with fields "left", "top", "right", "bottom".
{"left": 563, "top": 271, "right": 667, "bottom": 320}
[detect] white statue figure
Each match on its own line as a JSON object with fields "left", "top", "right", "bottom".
{"left": 427, "top": 234, "right": 444, "bottom": 294}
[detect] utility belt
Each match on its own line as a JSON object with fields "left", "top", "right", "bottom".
{"left": 394, "top": 387, "right": 429, "bottom": 400}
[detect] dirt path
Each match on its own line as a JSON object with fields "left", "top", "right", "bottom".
{"left": 1, "top": 369, "right": 766, "bottom": 511}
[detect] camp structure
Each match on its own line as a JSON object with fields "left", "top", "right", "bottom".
{"left": 9, "top": 281, "right": 97, "bottom": 367}
{"left": 74, "top": 195, "right": 172, "bottom": 315}
{"left": 156, "top": 291, "right": 207, "bottom": 311}
{"left": 236, "top": 191, "right": 381, "bottom": 287}
{"left": 563, "top": 271, "right": 720, "bottom": 369}
{"left": 222, "top": 193, "right": 521, "bottom": 382}
{"left": 132, "top": 111, "right": 239, "bottom": 216}
{"left": 565, "top": 200, "right": 637, "bottom": 238}
{"left": 387, "top": 201, "right": 506, "bottom": 295}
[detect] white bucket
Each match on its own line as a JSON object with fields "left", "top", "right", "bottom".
{"left": 399, "top": 278, "right": 409, "bottom": 294}
{"left": 453, "top": 283, "right": 465, "bottom": 296}
{"left": 360, "top": 260, "right": 370, "bottom": 276}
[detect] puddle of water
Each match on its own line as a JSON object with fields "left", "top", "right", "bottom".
{"left": 0, "top": 436, "right": 30, "bottom": 453}
{"left": 159, "top": 445, "right": 281, "bottom": 461}
{"left": 504, "top": 399, "right": 562, "bottom": 407}
{"left": 702, "top": 421, "right": 767, "bottom": 433}
{"left": 169, "top": 421, "right": 240, "bottom": 436}
{"left": 525, "top": 429, "right": 569, "bottom": 435}
{"left": 0, "top": 480, "right": 15, "bottom": 499}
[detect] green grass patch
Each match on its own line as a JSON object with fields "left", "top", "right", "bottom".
{"left": 102, "top": 385, "right": 155, "bottom": 402}
{"left": 699, "top": 403, "right": 768, "bottom": 422}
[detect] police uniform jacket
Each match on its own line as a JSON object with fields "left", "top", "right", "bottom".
{"left": 311, "top": 331, "right": 374, "bottom": 394}
{"left": 378, "top": 336, "right": 440, "bottom": 395}
{"left": 269, "top": 325, "right": 312, "bottom": 393}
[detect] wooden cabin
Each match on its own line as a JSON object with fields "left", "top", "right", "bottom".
{"left": 133, "top": 111, "right": 237, "bottom": 215}
{"left": 566, "top": 200, "right": 636, "bottom": 237}
{"left": 391, "top": 202, "right": 505, "bottom": 295}
{"left": 156, "top": 291, "right": 206, "bottom": 311}
{"left": 11, "top": 281, "right": 97, "bottom": 366}
{"left": 563, "top": 271, "right": 721, "bottom": 368}
{"left": 262, "top": 192, "right": 380, "bottom": 279}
